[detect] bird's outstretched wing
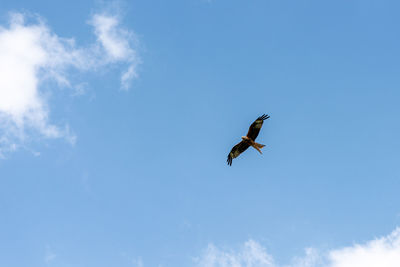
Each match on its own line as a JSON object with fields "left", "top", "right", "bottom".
{"left": 246, "top": 114, "right": 270, "bottom": 141}
{"left": 227, "top": 141, "right": 250, "bottom": 166}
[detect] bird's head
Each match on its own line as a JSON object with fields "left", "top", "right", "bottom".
{"left": 241, "top": 136, "right": 249, "bottom": 141}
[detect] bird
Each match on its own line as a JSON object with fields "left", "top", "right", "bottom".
{"left": 227, "top": 114, "right": 270, "bottom": 166}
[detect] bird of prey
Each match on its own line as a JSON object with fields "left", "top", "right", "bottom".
{"left": 227, "top": 114, "right": 270, "bottom": 166}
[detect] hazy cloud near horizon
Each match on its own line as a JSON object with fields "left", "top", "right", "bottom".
{"left": 194, "top": 228, "right": 400, "bottom": 267}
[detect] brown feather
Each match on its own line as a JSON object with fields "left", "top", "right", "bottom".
{"left": 246, "top": 114, "right": 270, "bottom": 141}
{"left": 227, "top": 141, "right": 250, "bottom": 166}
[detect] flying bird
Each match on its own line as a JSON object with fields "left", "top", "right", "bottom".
{"left": 227, "top": 114, "right": 270, "bottom": 166}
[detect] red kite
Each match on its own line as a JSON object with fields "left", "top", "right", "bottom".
{"left": 227, "top": 114, "right": 270, "bottom": 166}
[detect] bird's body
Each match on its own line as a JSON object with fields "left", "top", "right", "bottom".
{"left": 227, "top": 114, "right": 270, "bottom": 166}
{"left": 241, "top": 136, "right": 265, "bottom": 154}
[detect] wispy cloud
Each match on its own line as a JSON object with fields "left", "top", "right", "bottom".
{"left": 132, "top": 257, "right": 144, "bottom": 267}
{"left": 195, "top": 228, "right": 400, "bottom": 267}
{"left": 89, "top": 13, "right": 140, "bottom": 90}
{"left": 44, "top": 245, "right": 57, "bottom": 264}
{"left": 0, "top": 9, "right": 140, "bottom": 156}
{"left": 195, "top": 240, "right": 276, "bottom": 267}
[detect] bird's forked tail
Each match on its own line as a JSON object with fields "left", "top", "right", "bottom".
{"left": 252, "top": 142, "right": 265, "bottom": 154}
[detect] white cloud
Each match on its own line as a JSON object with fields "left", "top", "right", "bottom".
{"left": 0, "top": 10, "right": 140, "bottom": 156}
{"left": 329, "top": 228, "right": 400, "bottom": 267}
{"left": 195, "top": 228, "right": 400, "bottom": 267}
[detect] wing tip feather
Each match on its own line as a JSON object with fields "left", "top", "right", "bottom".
{"left": 258, "top": 114, "right": 270, "bottom": 121}
{"left": 227, "top": 154, "right": 233, "bottom": 166}
{"left": 226, "top": 154, "right": 232, "bottom": 166}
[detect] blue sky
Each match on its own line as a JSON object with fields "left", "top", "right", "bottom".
{"left": 1, "top": 0, "right": 400, "bottom": 266}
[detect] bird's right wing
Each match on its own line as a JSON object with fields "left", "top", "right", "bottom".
{"left": 246, "top": 114, "right": 270, "bottom": 141}
{"left": 227, "top": 141, "right": 250, "bottom": 166}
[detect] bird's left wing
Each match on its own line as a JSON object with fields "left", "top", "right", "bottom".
{"left": 227, "top": 141, "right": 250, "bottom": 166}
